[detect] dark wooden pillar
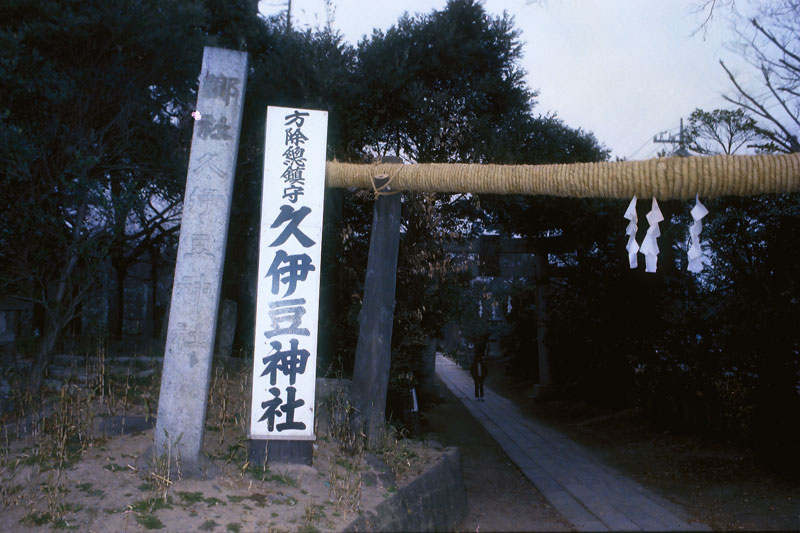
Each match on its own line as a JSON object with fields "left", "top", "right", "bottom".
{"left": 352, "top": 157, "right": 403, "bottom": 449}
{"left": 533, "top": 250, "right": 554, "bottom": 398}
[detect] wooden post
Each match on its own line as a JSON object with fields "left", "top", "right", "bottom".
{"left": 533, "top": 250, "right": 554, "bottom": 398}
{"left": 352, "top": 156, "right": 403, "bottom": 449}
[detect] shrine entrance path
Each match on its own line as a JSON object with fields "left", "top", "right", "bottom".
{"left": 435, "top": 354, "right": 710, "bottom": 532}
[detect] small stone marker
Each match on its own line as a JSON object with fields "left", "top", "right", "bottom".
{"left": 249, "top": 106, "right": 328, "bottom": 465}
{"left": 153, "top": 47, "right": 247, "bottom": 476}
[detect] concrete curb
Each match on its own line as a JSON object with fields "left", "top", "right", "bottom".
{"left": 344, "top": 446, "right": 466, "bottom": 532}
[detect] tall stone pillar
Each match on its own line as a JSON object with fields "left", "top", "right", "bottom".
{"left": 153, "top": 47, "right": 247, "bottom": 476}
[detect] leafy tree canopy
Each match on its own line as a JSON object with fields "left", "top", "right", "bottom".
{"left": 0, "top": 0, "right": 206, "bottom": 389}
{"left": 350, "top": 0, "right": 535, "bottom": 163}
{"left": 685, "top": 108, "right": 761, "bottom": 155}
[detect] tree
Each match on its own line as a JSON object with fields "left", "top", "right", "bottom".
{"left": 105, "top": 194, "right": 182, "bottom": 338}
{"left": 688, "top": 3, "right": 800, "bottom": 469}
{"left": 0, "top": 0, "right": 205, "bottom": 391}
{"left": 700, "top": 0, "right": 800, "bottom": 153}
{"left": 685, "top": 107, "right": 762, "bottom": 155}
{"left": 700, "top": 193, "right": 800, "bottom": 468}
{"left": 348, "top": 0, "right": 535, "bottom": 163}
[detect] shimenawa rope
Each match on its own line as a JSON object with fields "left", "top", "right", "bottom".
{"left": 326, "top": 153, "right": 800, "bottom": 199}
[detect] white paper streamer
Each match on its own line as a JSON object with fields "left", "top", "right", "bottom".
{"left": 687, "top": 195, "right": 709, "bottom": 273}
{"left": 640, "top": 197, "right": 664, "bottom": 273}
{"left": 623, "top": 196, "right": 639, "bottom": 268}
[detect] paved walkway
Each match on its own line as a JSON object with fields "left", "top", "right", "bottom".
{"left": 435, "top": 354, "right": 709, "bottom": 532}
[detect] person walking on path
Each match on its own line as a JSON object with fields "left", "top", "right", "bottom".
{"left": 470, "top": 335, "right": 489, "bottom": 401}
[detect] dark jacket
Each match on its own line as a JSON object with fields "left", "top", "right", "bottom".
{"left": 470, "top": 357, "right": 489, "bottom": 380}
{"left": 470, "top": 339, "right": 489, "bottom": 379}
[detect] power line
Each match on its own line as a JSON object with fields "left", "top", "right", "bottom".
{"left": 627, "top": 138, "right": 655, "bottom": 160}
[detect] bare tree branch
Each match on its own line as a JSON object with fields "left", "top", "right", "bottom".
{"left": 721, "top": 60, "right": 799, "bottom": 152}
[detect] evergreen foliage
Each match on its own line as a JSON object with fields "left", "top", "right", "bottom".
{"left": 0, "top": 0, "right": 205, "bottom": 390}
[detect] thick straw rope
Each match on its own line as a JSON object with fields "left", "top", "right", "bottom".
{"left": 326, "top": 153, "right": 800, "bottom": 200}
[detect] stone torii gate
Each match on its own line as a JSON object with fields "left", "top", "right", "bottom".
{"left": 337, "top": 152, "right": 800, "bottom": 445}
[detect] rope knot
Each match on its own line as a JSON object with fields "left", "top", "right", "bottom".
{"left": 371, "top": 165, "right": 403, "bottom": 199}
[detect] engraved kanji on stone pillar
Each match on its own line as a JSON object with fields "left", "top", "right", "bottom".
{"left": 153, "top": 47, "right": 247, "bottom": 476}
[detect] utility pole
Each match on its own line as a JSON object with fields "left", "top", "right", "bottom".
{"left": 654, "top": 118, "right": 690, "bottom": 157}
{"left": 286, "top": 0, "right": 292, "bottom": 33}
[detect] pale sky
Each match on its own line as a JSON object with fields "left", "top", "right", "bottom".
{"left": 259, "top": 0, "right": 750, "bottom": 160}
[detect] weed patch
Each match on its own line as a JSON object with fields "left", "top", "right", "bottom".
{"left": 135, "top": 512, "right": 165, "bottom": 530}
{"left": 76, "top": 482, "right": 104, "bottom": 497}
{"left": 176, "top": 490, "right": 204, "bottom": 505}
{"left": 198, "top": 519, "right": 219, "bottom": 530}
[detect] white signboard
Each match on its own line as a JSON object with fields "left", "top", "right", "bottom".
{"left": 250, "top": 106, "right": 328, "bottom": 440}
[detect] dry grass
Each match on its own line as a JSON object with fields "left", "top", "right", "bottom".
{"left": 0, "top": 346, "right": 439, "bottom": 530}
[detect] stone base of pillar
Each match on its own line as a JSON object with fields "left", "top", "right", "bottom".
{"left": 136, "top": 445, "right": 221, "bottom": 480}
{"left": 249, "top": 439, "right": 313, "bottom": 467}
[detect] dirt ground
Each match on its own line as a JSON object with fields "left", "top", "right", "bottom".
{"left": 3, "top": 355, "right": 798, "bottom": 532}
{"left": 0, "top": 423, "right": 445, "bottom": 532}
{"left": 424, "top": 359, "right": 800, "bottom": 532}
{"left": 0, "top": 380, "right": 442, "bottom": 533}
